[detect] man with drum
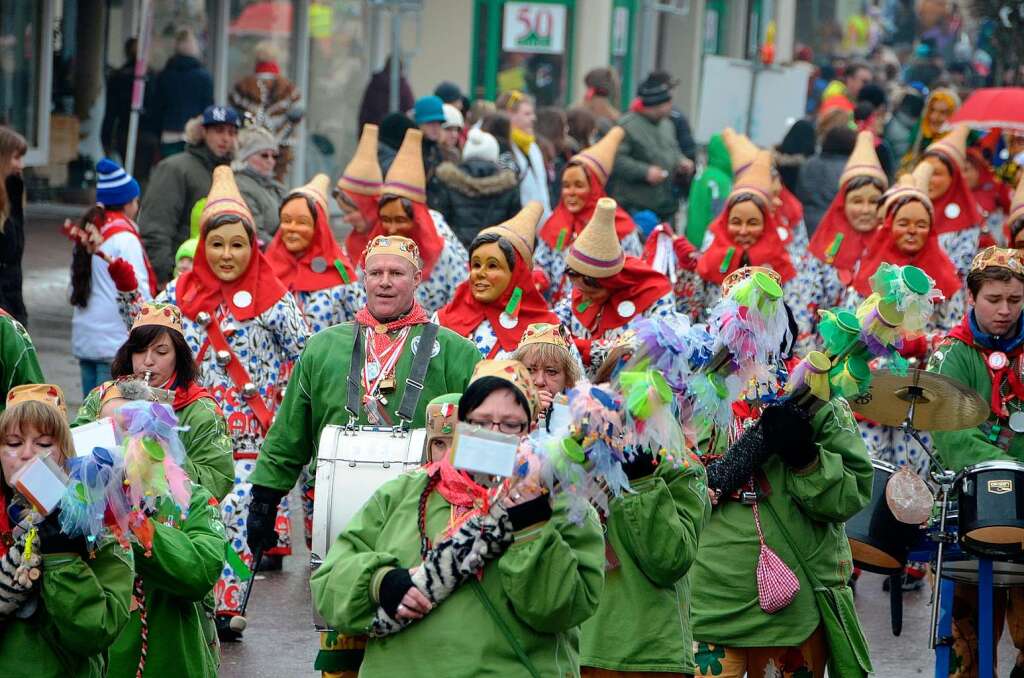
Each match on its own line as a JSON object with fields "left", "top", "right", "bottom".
{"left": 246, "top": 234, "right": 480, "bottom": 675}
{"left": 929, "top": 246, "right": 1024, "bottom": 677}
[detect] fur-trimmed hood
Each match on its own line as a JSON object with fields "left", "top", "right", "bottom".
{"left": 435, "top": 160, "right": 519, "bottom": 198}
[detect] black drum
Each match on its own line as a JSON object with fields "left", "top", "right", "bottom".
{"left": 846, "top": 460, "right": 923, "bottom": 574}
{"left": 957, "top": 460, "right": 1024, "bottom": 560}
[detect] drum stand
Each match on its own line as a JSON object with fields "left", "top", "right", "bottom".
{"left": 897, "top": 396, "right": 996, "bottom": 678}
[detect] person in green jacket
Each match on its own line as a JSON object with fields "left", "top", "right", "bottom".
{"left": 0, "top": 383, "right": 135, "bottom": 677}
{"left": 580, "top": 450, "right": 711, "bottom": 677}
{"left": 310, "top": 359, "right": 605, "bottom": 678}
{"left": 0, "top": 307, "right": 44, "bottom": 405}
{"left": 928, "top": 246, "right": 1024, "bottom": 677}
{"left": 72, "top": 302, "right": 234, "bottom": 502}
{"left": 247, "top": 234, "right": 480, "bottom": 674}
{"left": 692, "top": 394, "right": 873, "bottom": 677}
{"left": 685, "top": 134, "right": 732, "bottom": 248}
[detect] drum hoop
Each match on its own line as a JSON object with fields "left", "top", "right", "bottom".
{"left": 956, "top": 459, "right": 1024, "bottom": 481}
{"left": 870, "top": 459, "right": 900, "bottom": 474}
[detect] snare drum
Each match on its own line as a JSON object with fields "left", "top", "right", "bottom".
{"left": 926, "top": 511, "right": 1024, "bottom": 586}
{"left": 846, "top": 459, "right": 925, "bottom": 573}
{"left": 956, "top": 460, "right": 1024, "bottom": 560}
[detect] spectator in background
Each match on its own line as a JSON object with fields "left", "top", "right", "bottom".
{"left": 0, "top": 127, "right": 27, "bottom": 326}
{"left": 685, "top": 132, "right": 732, "bottom": 247}
{"left": 854, "top": 100, "right": 896, "bottom": 181}
{"left": 796, "top": 124, "right": 858, "bottom": 235}
{"left": 497, "top": 90, "right": 552, "bottom": 218}
{"left": 900, "top": 87, "right": 960, "bottom": 172}
{"left": 465, "top": 99, "right": 496, "bottom": 129}
{"left": 432, "top": 128, "right": 521, "bottom": 248}
{"left": 480, "top": 112, "right": 520, "bottom": 179}
{"left": 434, "top": 81, "right": 466, "bottom": 113}
{"left": 378, "top": 112, "right": 417, "bottom": 176}
{"left": 566, "top": 107, "right": 597, "bottom": 151}
{"left": 580, "top": 67, "right": 621, "bottom": 134}
{"left": 440, "top": 103, "right": 464, "bottom": 163}
{"left": 153, "top": 29, "right": 213, "bottom": 157}
{"left": 139, "top": 105, "right": 239, "bottom": 283}
{"left": 414, "top": 95, "right": 447, "bottom": 180}
{"left": 536, "top": 106, "right": 574, "bottom": 204}
{"left": 608, "top": 75, "right": 687, "bottom": 223}
{"left": 229, "top": 41, "right": 304, "bottom": 182}
{"left": 885, "top": 87, "right": 926, "bottom": 162}
{"left": 646, "top": 71, "right": 697, "bottom": 164}
{"left": 821, "top": 60, "right": 872, "bottom": 108}
{"left": 358, "top": 55, "right": 415, "bottom": 130}
{"left": 232, "top": 126, "right": 287, "bottom": 245}
{"left": 100, "top": 38, "right": 159, "bottom": 182}
{"left": 774, "top": 119, "right": 816, "bottom": 195}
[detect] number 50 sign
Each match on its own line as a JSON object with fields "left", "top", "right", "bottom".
{"left": 502, "top": 2, "right": 567, "bottom": 54}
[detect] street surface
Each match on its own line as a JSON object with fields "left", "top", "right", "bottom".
{"left": 23, "top": 209, "right": 1017, "bottom": 676}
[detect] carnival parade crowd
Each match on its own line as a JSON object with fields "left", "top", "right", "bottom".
{"left": 7, "top": 28, "right": 1024, "bottom": 678}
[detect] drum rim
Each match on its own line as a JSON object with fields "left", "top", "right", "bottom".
{"left": 956, "top": 459, "right": 1024, "bottom": 480}
{"left": 870, "top": 458, "right": 900, "bottom": 473}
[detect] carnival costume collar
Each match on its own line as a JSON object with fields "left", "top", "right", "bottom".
{"left": 571, "top": 256, "right": 672, "bottom": 337}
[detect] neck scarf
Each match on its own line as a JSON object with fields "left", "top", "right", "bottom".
{"left": 510, "top": 126, "right": 534, "bottom": 156}
{"left": 807, "top": 187, "right": 876, "bottom": 280}
{"left": 354, "top": 303, "right": 429, "bottom": 357}
{"left": 695, "top": 202, "right": 797, "bottom": 286}
{"left": 538, "top": 165, "right": 637, "bottom": 250}
{"left": 851, "top": 205, "right": 961, "bottom": 300}
{"left": 102, "top": 211, "right": 158, "bottom": 296}
{"left": 423, "top": 458, "right": 491, "bottom": 544}
{"left": 365, "top": 202, "right": 444, "bottom": 276}
{"left": 437, "top": 248, "right": 558, "bottom": 354}
{"left": 161, "top": 374, "right": 215, "bottom": 412}
{"left": 572, "top": 256, "right": 672, "bottom": 338}
{"left": 930, "top": 156, "right": 983, "bottom": 234}
{"left": 948, "top": 312, "right": 1024, "bottom": 417}
{"left": 176, "top": 226, "right": 289, "bottom": 322}
{"left": 265, "top": 200, "right": 356, "bottom": 292}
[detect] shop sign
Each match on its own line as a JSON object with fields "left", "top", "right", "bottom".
{"left": 502, "top": 2, "right": 566, "bottom": 54}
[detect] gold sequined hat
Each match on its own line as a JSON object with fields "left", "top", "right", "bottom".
{"left": 363, "top": 234, "right": 423, "bottom": 271}
{"left": 467, "top": 359, "right": 541, "bottom": 420}
{"left": 565, "top": 197, "right": 624, "bottom": 278}
{"left": 517, "top": 322, "right": 571, "bottom": 351}
{"left": 337, "top": 124, "right": 383, "bottom": 197}
{"left": 293, "top": 173, "right": 331, "bottom": 214}
{"left": 6, "top": 384, "right": 67, "bottom": 418}
{"left": 131, "top": 302, "right": 184, "bottom": 336}
{"left": 723, "top": 128, "right": 760, "bottom": 177}
{"left": 840, "top": 130, "right": 889, "bottom": 190}
{"left": 201, "top": 165, "right": 254, "bottom": 231}
{"left": 572, "top": 127, "right": 625, "bottom": 186}
{"left": 970, "top": 246, "right": 1024, "bottom": 276}
{"left": 882, "top": 162, "right": 934, "bottom": 218}
{"left": 479, "top": 201, "right": 542, "bottom": 266}
{"left": 382, "top": 129, "right": 426, "bottom": 204}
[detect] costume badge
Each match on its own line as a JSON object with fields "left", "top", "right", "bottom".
{"left": 499, "top": 312, "right": 518, "bottom": 329}
{"left": 232, "top": 291, "right": 252, "bottom": 308}
{"left": 616, "top": 301, "right": 636, "bottom": 318}
{"left": 777, "top": 226, "right": 790, "bottom": 242}
{"left": 944, "top": 203, "right": 961, "bottom": 219}
{"left": 988, "top": 351, "right": 1009, "bottom": 370}
{"left": 310, "top": 257, "right": 328, "bottom": 273}
{"left": 1010, "top": 411, "right": 1024, "bottom": 433}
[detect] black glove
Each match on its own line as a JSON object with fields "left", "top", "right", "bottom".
{"left": 759, "top": 402, "right": 818, "bottom": 469}
{"left": 36, "top": 510, "right": 86, "bottom": 556}
{"left": 621, "top": 448, "right": 658, "bottom": 481}
{"left": 705, "top": 423, "right": 770, "bottom": 496}
{"left": 247, "top": 485, "right": 287, "bottom": 554}
{"left": 378, "top": 568, "right": 414, "bottom": 618}
{"left": 505, "top": 495, "right": 552, "bottom": 531}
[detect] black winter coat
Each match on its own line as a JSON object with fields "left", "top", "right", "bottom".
{"left": 0, "top": 176, "right": 26, "bottom": 325}
{"left": 430, "top": 160, "right": 521, "bottom": 248}
{"left": 153, "top": 55, "right": 213, "bottom": 134}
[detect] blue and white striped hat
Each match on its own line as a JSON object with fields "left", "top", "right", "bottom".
{"left": 96, "top": 158, "right": 140, "bottom": 207}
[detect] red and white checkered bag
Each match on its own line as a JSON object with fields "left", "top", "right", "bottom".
{"left": 752, "top": 501, "right": 800, "bottom": 614}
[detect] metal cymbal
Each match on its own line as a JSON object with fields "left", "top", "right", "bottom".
{"left": 848, "top": 368, "right": 988, "bottom": 431}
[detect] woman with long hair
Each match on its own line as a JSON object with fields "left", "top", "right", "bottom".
{"left": 900, "top": 87, "right": 960, "bottom": 172}
{"left": 0, "top": 126, "right": 29, "bottom": 325}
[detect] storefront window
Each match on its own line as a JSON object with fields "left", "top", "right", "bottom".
{"left": 0, "top": 3, "right": 44, "bottom": 149}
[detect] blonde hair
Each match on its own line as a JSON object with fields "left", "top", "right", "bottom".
{"left": 0, "top": 126, "right": 27, "bottom": 224}
{"left": 512, "top": 342, "right": 581, "bottom": 390}
{"left": 466, "top": 100, "right": 496, "bottom": 128}
{"left": 496, "top": 90, "right": 534, "bottom": 113}
{"left": 0, "top": 401, "right": 74, "bottom": 476}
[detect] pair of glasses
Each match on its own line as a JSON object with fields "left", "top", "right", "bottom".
{"left": 466, "top": 418, "right": 528, "bottom": 435}
{"left": 259, "top": 152, "right": 278, "bottom": 160}
{"left": 565, "top": 270, "right": 601, "bottom": 288}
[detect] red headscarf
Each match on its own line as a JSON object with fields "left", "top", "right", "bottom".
{"left": 695, "top": 199, "right": 797, "bottom": 286}
{"left": 807, "top": 187, "right": 876, "bottom": 281}
{"left": 851, "top": 201, "right": 961, "bottom": 299}
{"left": 365, "top": 199, "right": 444, "bottom": 276}
{"left": 926, "top": 152, "right": 983, "bottom": 235}
{"left": 341, "top": 190, "right": 380, "bottom": 263}
{"left": 539, "top": 164, "right": 636, "bottom": 251}
{"left": 437, "top": 245, "right": 557, "bottom": 354}
{"left": 572, "top": 257, "right": 672, "bottom": 338}
{"left": 775, "top": 185, "right": 805, "bottom": 235}
{"left": 265, "top": 198, "right": 356, "bottom": 293}
{"left": 177, "top": 223, "right": 289, "bottom": 322}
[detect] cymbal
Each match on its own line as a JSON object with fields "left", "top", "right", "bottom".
{"left": 848, "top": 368, "right": 988, "bottom": 431}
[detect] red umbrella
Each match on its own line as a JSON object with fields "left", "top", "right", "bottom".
{"left": 229, "top": 1, "right": 293, "bottom": 37}
{"left": 950, "top": 88, "right": 1024, "bottom": 132}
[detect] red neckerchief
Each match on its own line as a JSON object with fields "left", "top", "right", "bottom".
{"left": 851, "top": 207, "right": 961, "bottom": 300}
{"left": 947, "top": 315, "right": 1024, "bottom": 417}
{"left": 572, "top": 256, "right": 672, "bottom": 338}
{"left": 354, "top": 304, "right": 429, "bottom": 357}
{"left": 265, "top": 201, "right": 356, "bottom": 292}
{"left": 695, "top": 203, "right": 797, "bottom": 285}
{"left": 363, "top": 203, "right": 443, "bottom": 276}
{"left": 425, "top": 458, "right": 490, "bottom": 538}
{"left": 539, "top": 165, "right": 637, "bottom": 251}
{"left": 929, "top": 154, "right": 983, "bottom": 235}
{"left": 806, "top": 189, "right": 874, "bottom": 280}
{"left": 101, "top": 212, "right": 158, "bottom": 296}
{"left": 160, "top": 375, "right": 216, "bottom": 412}
{"left": 437, "top": 250, "right": 558, "bottom": 354}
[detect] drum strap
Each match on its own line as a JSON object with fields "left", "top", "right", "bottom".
{"left": 346, "top": 323, "right": 439, "bottom": 424}
{"left": 202, "top": 318, "right": 275, "bottom": 432}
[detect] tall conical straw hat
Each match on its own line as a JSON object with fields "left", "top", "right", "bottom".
{"left": 337, "top": 124, "right": 383, "bottom": 197}
{"left": 572, "top": 127, "right": 625, "bottom": 186}
{"left": 728, "top": 150, "right": 773, "bottom": 204}
{"left": 382, "top": 128, "right": 426, "bottom": 203}
{"left": 840, "top": 130, "right": 888, "bottom": 189}
{"left": 723, "top": 127, "right": 759, "bottom": 176}
{"left": 882, "top": 162, "right": 934, "bottom": 218}
{"left": 201, "top": 166, "right": 254, "bottom": 230}
{"left": 1008, "top": 171, "right": 1024, "bottom": 229}
{"left": 479, "top": 201, "right": 542, "bottom": 266}
{"left": 565, "top": 197, "right": 624, "bottom": 278}
{"left": 292, "top": 173, "right": 330, "bottom": 213}
{"left": 926, "top": 124, "right": 969, "bottom": 170}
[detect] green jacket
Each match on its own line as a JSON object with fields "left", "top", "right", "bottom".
{"left": 249, "top": 322, "right": 481, "bottom": 493}
{"left": 581, "top": 460, "right": 711, "bottom": 674}
{"left": 691, "top": 399, "right": 872, "bottom": 647}
{"left": 234, "top": 167, "right": 287, "bottom": 245}
{"left": 107, "top": 484, "right": 225, "bottom": 678}
{"left": 73, "top": 385, "right": 235, "bottom": 502}
{"left": 139, "top": 143, "right": 228, "bottom": 282}
{"left": 0, "top": 312, "right": 44, "bottom": 405}
{"left": 685, "top": 134, "right": 732, "bottom": 247}
{"left": 607, "top": 111, "right": 682, "bottom": 220}
{"left": 310, "top": 470, "right": 606, "bottom": 678}
{"left": 0, "top": 540, "right": 135, "bottom": 677}
{"left": 929, "top": 337, "right": 1024, "bottom": 471}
